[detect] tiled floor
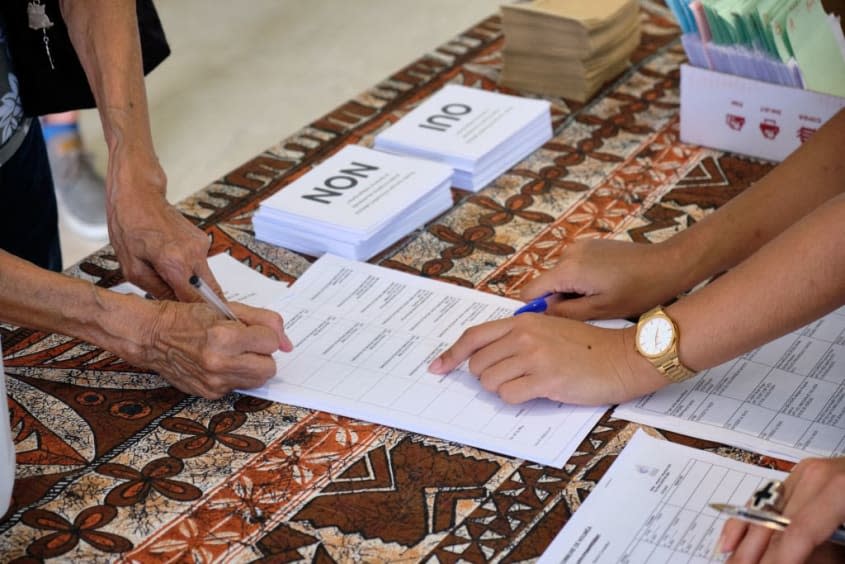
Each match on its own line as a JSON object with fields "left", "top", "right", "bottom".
{"left": 63, "top": 0, "right": 502, "bottom": 267}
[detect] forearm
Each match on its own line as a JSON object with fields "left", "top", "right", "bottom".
{"left": 0, "top": 250, "right": 288, "bottom": 399}
{"left": 59, "top": 0, "right": 164, "bottom": 197}
{"left": 663, "top": 109, "right": 845, "bottom": 291}
{"left": 670, "top": 192, "right": 845, "bottom": 372}
{"left": 0, "top": 250, "right": 151, "bottom": 359}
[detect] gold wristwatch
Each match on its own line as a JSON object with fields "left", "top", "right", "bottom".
{"left": 635, "top": 306, "right": 697, "bottom": 383}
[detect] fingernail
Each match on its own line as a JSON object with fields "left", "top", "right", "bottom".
{"left": 717, "top": 530, "right": 729, "bottom": 554}
{"left": 709, "top": 533, "right": 723, "bottom": 559}
{"left": 429, "top": 357, "right": 443, "bottom": 373}
{"left": 280, "top": 334, "right": 294, "bottom": 351}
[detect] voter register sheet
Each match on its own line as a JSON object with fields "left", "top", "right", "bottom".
{"left": 616, "top": 305, "right": 845, "bottom": 462}
{"left": 538, "top": 430, "right": 786, "bottom": 563}
{"left": 244, "top": 254, "right": 617, "bottom": 467}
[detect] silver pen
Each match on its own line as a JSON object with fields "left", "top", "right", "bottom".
{"left": 710, "top": 503, "right": 845, "bottom": 546}
{"left": 189, "top": 275, "right": 240, "bottom": 322}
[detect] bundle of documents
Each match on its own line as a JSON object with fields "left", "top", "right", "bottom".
{"left": 499, "top": 0, "right": 641, "bottom": 101}
{"left": 253, "top": 145, "right": 453, "bottom": 260}
{"left": 667, "top": 0, "right": 845, "bottom": 96}
{"left": 373, "top": 84, "right": 552, "bottom": 191}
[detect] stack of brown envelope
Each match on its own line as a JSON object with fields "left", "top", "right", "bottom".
{"left": 500, "top": 0, "right": 641, "bottom": 101}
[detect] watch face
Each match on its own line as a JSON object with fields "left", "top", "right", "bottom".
{"left": 637, "top": 316, "right": 675, "bottom": 356}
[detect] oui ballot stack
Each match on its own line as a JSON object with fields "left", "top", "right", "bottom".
{"left": 374, "top": 84, "right": 552, "bottom": 191}
{"left": 253, "top": 145, "right": 452, "bottom": 260}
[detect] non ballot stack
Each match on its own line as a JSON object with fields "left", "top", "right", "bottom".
{"left": 253, "top": 145, "right": 453, "bottom": 260}
{"left": 374, "top": 84, "right": 552, "bottom": 191}
{"left": 500, "top": 0, "right": 641, "bottom": 101}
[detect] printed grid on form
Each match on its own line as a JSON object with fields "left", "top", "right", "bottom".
{"left": 619, "top": 306, "right": 845, "bottom": 459}
{"left": 274, "top": 268, "right": 515, "bottom": 426}
{"left": 249, "top": 255, "right": 606, "bottom": 466}
{"left": 622, "top": 457, "right": 771, "bottom": 563}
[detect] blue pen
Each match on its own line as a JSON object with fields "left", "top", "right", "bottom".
{"left": 513, "top": 292, "right": 553, "bottom": 315}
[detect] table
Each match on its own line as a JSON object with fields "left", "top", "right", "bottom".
{"left": 0, "top": 2, "right": 793, "bottom": 561}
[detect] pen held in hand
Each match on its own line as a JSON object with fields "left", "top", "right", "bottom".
{"left": 189, "top": 275, "right": 240, "bottom": 322}
{"left": 514, "top": 292, "right": 553, "bottom": 315}
{"left": 709, "top": 503, "right": 845, "bottom": 545}
{"left": 513, "top": 291, "right": 582, "bottom": 316}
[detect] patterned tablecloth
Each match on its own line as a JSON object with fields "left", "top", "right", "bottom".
{"left": 1, "top": 2, "right": 795, "bottom": 562}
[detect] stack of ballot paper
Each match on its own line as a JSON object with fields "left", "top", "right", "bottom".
{"left": 500, "top": 0, "right": 641, "bottom": 101}
{"left": 373, "top": 84, "right": 552, "bottom": 191}
{"left": 253, "top": 145, "right": 453, "bottom": 260}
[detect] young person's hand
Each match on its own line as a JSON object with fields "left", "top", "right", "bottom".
{"left": 429, "top": 315, "right": 666, "bottom": 405}
{"left": 519, "top": 238, "right": 689, "bottom": 320}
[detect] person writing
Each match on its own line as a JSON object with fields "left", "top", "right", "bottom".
{"left": 429, "top": 108, "right": 845, "bottom": 562}
{"left": 0, "top": 0, "right": 292, "bottom": 398}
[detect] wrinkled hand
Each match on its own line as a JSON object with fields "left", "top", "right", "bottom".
{"left": 428, "top": 315, "right": 665, "bottom": 405}
{"left": 106, "top": 156, "right": 221, "bottom": 301}
{"left": 520, "top": 239, "right": 686, "bottom": 320}
{"left": 125, "top": 300, "right": 294, "bottom": 399}
{"left": 721, "top": 457, "right": 845, "bottom": 563}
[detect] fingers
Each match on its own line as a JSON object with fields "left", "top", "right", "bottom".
{"left": 477, "top": 356, "right": 526, "bottom": 394}
{"left": 520, "top": 271, "right": 559, "bottom": 301}
{"left": 142, "top": 300, "right": 285, "bottom": 399}
{"left": 166, "top": 352, "right": 276, "bottom": 399}
{"left": 546, "top": 294, "right": 604, "bottom": 321}
{"left": 166, "top": 332, "right": 278, "bottom": 399}
{"left": 763, "top": 462, "right": 845, "bottom": 563}
{"left": 125, "top": 259, "right": 177, "bottom": 301}
{"left": 728, "top": 458, "right": 845, "bottom": 562}
{"left": 188, "top": 257, "right": 224, "bottom": 301}
{"left": 156, "top": 240, "right": 213, "bottom": 303}
{"left": 428, "top": 318, "right": 514, "bottom": 374}
{"left": 726, "top": 523, "right": 774, "bottom": 564}
{"left": 519, "top": 264, "right": 580, "bottom": 302}
{"left": 113, "top": 198, "right": 214, "bottom": 301}
{"left": 718, "top": 519, "right": 749, "bottom": 555}
{"left": 229, "top": 302, "right": 294, "bottom": 352}
{"left": 498, "top": 373, "right": 548, "bottom": 404}
{"left": 205, "top": 348, "right": 278, "bottom": 387}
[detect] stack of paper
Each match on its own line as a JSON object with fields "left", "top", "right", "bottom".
{"left": 373, "top": 84, "right": 552, "bottom": 191}
{"left": 253, "top": 145, "right": 453, "bottom": 260}
{"left": 500, "top": 0, "right": 641, "bottom": 101}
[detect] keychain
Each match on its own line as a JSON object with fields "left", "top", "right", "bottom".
{"left": 26, "top": 0, "right": 55, "bottom": 70}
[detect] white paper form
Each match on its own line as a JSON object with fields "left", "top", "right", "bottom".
{"left": 616, "top": 306, "right": 845, "bottom": 462}
{"left": 538, "top": 430, "right": 786, "bottom": 564}
{"left": 109, "top": 253, "right": 289, "bottom": 308}
{"left": 244, "top": 254, "right": 612, "bottom": 467}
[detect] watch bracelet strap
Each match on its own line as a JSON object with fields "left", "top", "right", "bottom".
{"left": 659, "top": 357, "right": 697, "bottom": 382}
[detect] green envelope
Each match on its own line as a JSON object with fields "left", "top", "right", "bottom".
{"left": 787, "top": 0, "right": 845, "bottom": 96}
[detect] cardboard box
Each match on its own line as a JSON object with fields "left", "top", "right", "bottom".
{"left": 679, "top": 64, "right": 845, "bottom": 162}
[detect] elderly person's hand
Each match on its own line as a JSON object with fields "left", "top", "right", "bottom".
{"left": 720, "top": 457, "right": 845, "bottom": 563}
{"left": 119, "top": 298, "right": 293, "bottom": 399}
{"left": 105, "top": 146, "right": 222, "bottom": 301}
